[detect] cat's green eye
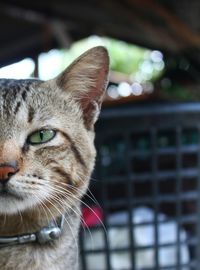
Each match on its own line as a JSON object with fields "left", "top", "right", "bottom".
{"left": 28, "top": 130, "right": 56, "bottom": 145}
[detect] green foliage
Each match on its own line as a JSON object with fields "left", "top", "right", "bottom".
{"left": 104, "top": 39, "right": 148, "bottom": 74}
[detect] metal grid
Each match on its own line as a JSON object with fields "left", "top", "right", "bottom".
{"left": 80, "top": 103, "right": 200, "bottom": 270}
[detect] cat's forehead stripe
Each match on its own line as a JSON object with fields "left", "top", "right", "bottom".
{"left": 21, "top": 90, "right": 27, "bottom": 101}
{"left": 14, "top": 101, "right": 21, "bottom": 115}
{"left": 0, "top": 79, "right": 41, "bottom": 118}
{"left": 28, "top": 106, "right": 35, "bottom": 123}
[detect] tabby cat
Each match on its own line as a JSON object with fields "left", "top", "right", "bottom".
{"left": 0, "top": 46, "right": 109, "bottom": 270}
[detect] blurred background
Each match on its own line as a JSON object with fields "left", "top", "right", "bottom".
{"left": 1, "top": 1, "right": 200, "bottom": 269}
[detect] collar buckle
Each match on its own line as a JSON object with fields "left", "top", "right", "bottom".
{"left": 36, "top": 226, "right": 62, "bottom": 244}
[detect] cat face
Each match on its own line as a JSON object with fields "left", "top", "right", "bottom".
{"left": 0, "top": 47, "right": 109, "bottom": 216}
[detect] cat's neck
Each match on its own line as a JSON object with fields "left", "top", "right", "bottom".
{"left": 0, "top": 206, "right": 81, "bottom": 270}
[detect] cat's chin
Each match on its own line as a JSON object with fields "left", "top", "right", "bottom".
{"left": 0, "top": 194, "right": 39, "bottom": 215}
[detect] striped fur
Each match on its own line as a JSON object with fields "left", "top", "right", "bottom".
{"left": 0, "top": 46, "right": 109, "bottom": 270}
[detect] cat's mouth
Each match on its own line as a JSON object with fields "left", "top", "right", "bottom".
{"left": 0, "top": 187, "right": 23, "bottom": 200}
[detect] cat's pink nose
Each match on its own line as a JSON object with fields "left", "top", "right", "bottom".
{"left": 0, "top": 162, "right": 18, "bottom": 183}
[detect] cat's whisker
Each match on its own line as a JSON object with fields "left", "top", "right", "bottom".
{"left": 74, "top": 176, "right": 102, "bottom": 207}
{"left": 41, "top": 178, "right": 101, "bottom": 209}
{"left": 48, "top": 182, "right": 103, "bottom": 221}
{"left": 17, "top": 209, "right": 23, "bottom": 227}
{"left": 48, "top": 191, "right": 95, "bottom": 249}
{"left": 67, "top": 194, "right": 108, "bottom": 239}
{"left": 44, "top": 184, "right": 107, "bottom": 238}
{"left": 52, "top": 206, "right": 79, "bottom": 263}
{"left": 51, "top": 192, "right": 96, "bottom": 254}
{"left": 90, "top": 176, "right": 100, "bottom": 182}
{"left": 31, "top": 191, "right": 57, "bottom": 227}
{"left": 31, "top": 190, "right": 79, "bottom": 257}
{"left": 32, "top": 181, "right": 96, "bottom": 251}
{"left": 39, "top": 195, "right": 79, "bottom": 259}
{"left": 2, "top": 212, "right": 7, "bottom": 227}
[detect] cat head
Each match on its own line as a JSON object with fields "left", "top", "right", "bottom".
{"left": 0, "top": 46, "right": 109, "bottom": 217}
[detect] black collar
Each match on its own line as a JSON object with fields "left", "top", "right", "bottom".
{"left": 0, "top": 215, "right": 64, "bottom": 248}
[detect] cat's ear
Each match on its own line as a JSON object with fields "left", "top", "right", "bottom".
{"left": 55, "top": 46, "right": 109, "bottom": 129}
